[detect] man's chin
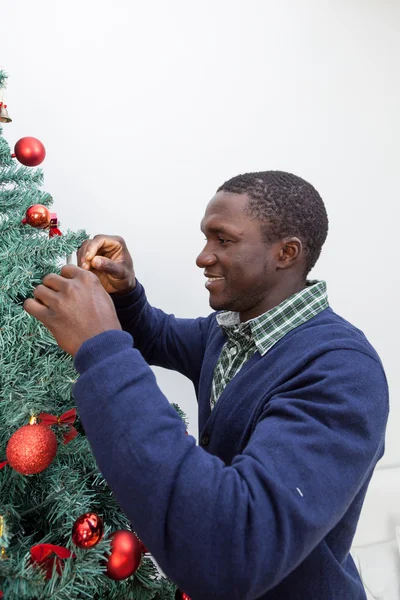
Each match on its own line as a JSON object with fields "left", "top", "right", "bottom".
{"left": 209, "top": 295, "right": 232, "bottom": 312}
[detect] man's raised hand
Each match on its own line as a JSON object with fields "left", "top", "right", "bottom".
{"left": 78, "top": 235, "right": 136, "bottom": 295}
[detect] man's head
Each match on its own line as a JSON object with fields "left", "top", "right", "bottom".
{"left": 196, "top": 170, "right": 328, "bottom": 321}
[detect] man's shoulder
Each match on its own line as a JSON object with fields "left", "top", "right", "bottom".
{"left": 286, "top": 307, "right": 382, "bottom": 364}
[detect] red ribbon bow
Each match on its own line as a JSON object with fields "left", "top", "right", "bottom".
{"left": 30, "top": 544, "right": 76, "bottom": 579}
{"left": 39, "top": 408, "right": 78, "bottom": 444}
{"left": 49, "top": 213, "right": 62, "bottom": 238}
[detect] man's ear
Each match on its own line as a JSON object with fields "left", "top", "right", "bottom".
{"left": 276, "top": 237, "right": 303, "bottom": 270}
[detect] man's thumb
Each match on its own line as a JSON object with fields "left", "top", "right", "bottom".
{"left": 91, "top": 256, "right": 124, "bottom": 278}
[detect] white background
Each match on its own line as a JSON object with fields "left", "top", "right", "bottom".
{"left": 1, "top": 0, "right": 399, "bottom": 467}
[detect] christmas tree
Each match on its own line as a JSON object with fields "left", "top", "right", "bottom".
{"left": 0, "top": 69, "right": 180, "bottom": 600}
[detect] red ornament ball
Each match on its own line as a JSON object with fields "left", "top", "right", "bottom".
{"left": 22, "top": 204, "right": 51, "bottom": 229}
{"left": 6, "top": 423, "right": 57, "bottom": 475}
{"left": 104, "top": 531, "right": 142, "bottom": 580}
{"left": 14, "top": 136, "right": 46, "bottom": 167}
{"left": 72, "top": 512, "right": 104, "bottom": 549}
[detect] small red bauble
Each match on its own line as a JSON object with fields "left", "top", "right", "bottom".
{"left": 6, "top": 423, "right": 57, "bottom": 475}
{"left": 14, "top": 136, "right": 46, "bottom": 167}
{"left": 72, "top": 512, "right": 104, "bottom": 549}
{"left": 104, "top": 531, "right": 142, "bottom": 580}
{"left": 22, "top": 204, "right": 51, "bottom": 229}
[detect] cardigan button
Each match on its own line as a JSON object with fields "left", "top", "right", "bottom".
{"left": 201, "top": 434, "right": 210, "bottom": 446}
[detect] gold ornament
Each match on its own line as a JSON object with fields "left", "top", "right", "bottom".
{"left": 0, "top": 514, "right": 9, "bottom": 559}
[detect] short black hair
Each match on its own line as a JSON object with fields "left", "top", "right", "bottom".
{"left": 217, "top": 170, "right": 328, "bottom": 276}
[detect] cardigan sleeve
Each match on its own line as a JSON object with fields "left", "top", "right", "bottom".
{"left": 73, "top": 329, "right": 388, "bottom": 600}
{"left": 111, "top": 280, "right": 214, "bottom": 384}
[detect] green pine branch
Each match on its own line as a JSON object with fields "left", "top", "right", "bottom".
{"left": 0, "top": 69, "right": 8, "bottom": 90}
{"left": 0, "top": 69, "right": 181, "bottom": 599}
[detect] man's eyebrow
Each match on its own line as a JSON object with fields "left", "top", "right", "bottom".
{"left": 200, "top": 223, "right": 239, "bottom": 236}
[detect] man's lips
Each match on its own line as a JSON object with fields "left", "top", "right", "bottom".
{"left": 204, "top": 273, "right": 225, "bottom": 289}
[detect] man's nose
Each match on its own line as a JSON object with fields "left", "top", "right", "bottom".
{"left": 196, "top": 246, "right": 217, "bottom": 269}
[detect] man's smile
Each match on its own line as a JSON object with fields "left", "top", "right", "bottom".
{"left": 204, "top": 272, "right": 225, "bottom": 289}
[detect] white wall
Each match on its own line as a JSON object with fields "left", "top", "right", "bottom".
{"left": 1, "top": 0, "right": 399, "bottom": 466}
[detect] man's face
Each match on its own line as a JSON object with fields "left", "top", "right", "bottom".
{"left": 196, "top": 191, "right": 281, "bottom": 321}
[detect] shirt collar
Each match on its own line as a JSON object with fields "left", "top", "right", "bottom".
{"left": 216, "top": 280, "right": 329, "bottom": 356}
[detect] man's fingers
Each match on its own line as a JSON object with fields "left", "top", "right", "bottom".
{"left": 77, "top": 240, "right": 90, "bottom": 268}
{"left": 24, "top": 297, "right": 50, "bottom": 322}
{"left": 84, "top": 236, "right": 118, "bottom": 262}
{"left": 77, "top": 238, "right": 104, "bottom": 269}
{"left": 42, "top": 272, "right": 67, "bottom": 291}
{"left": 78, "top": 235, "right": 125, "bottom": 270}
{"left": 32, "top": 284, "right": 57, "bottom": 307}
{"left": 60, "top": 264, "right": 86, "bottom": 279}
{"left": 89, "top": 256, "right": 125, "bottom": 279}
{"left": 41, "top": 266, "right": 83, "bottom": 289}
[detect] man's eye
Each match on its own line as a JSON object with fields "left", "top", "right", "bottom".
{"left": 219, "top": 238, "right": 230, "bottom": 245}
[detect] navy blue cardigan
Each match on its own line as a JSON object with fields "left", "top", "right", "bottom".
{"left": 73, "top": 282, "right": 388, "bottom": 600}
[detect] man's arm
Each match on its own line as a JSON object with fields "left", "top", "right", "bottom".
{"left": 73, "top": 330, "right": 388, "bottom": 600}
{"left": 112, "top": 280, "right": 214, "bottom": 382}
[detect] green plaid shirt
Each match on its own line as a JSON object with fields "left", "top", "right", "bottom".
{"left": 210, "top": 280, "right": 329, "bottom": 409}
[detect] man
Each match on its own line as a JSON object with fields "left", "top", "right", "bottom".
{"left": 24, "top": 171, "right": 388, "bottom": 599}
